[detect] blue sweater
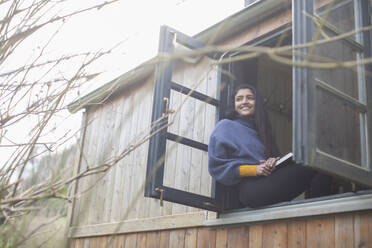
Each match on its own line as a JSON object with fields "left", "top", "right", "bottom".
{"left": 208, "top": 117, "right": 266, "bottom": 185}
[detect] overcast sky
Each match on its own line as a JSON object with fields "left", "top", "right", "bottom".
{"left": 0, "top": 0, "right": 244, "bottom": 165}
{"left": 65, "top": 0, "right": 243, "bottom": 87}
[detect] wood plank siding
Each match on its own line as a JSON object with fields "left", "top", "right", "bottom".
{"left": 70, "top": 212, "right": 372, "bottom": 248}
{"left": 69, "top": 46, "right": 219, "bottom": 232}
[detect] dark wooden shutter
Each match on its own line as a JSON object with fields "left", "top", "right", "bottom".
{"left": 293, "top": 0, "right": 372, "bottom": 187}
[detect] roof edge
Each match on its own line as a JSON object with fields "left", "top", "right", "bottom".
{"left": 67, "top": 58, "right": 155, "bottom": 113}
{"left": 67, "top": 0, "right": 291, "bottom": 113}
{"left": 194, "top": 0, "right": 291, "bottom": 44}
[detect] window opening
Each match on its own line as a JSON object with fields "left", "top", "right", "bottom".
{"left": 146, "top": 0, "right": 372, "bottom": 214}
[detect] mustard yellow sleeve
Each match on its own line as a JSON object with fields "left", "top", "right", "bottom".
{"left": 239, "top": 165, "right": 258, "bottom": 177}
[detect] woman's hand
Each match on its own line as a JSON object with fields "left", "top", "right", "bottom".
{"left": 256, "top": 157, "right": 280, "bottom": 176}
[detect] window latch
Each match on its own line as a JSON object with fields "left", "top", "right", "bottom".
{"left": 162, "top": 97, "right": 169, "bottom": 117}
{"left": 155, "top": 187, "right": 165, "bottom": 207}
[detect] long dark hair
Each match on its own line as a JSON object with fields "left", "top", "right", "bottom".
{"left": 225, "top": 84, "right": 280, "bottom": 157}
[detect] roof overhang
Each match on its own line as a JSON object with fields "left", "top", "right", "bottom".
{"left": 67, "top": 0, "right": 291, "bottom": 113}
{"left": 67, "top": 59, "right": 155, "bottom": 113}
{"left": 194, "top": 0, "right": 291, "bottom": 44}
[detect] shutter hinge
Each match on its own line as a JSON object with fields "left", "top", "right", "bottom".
{"left": 155, "top": 187, "right": 165, "bottom": 207}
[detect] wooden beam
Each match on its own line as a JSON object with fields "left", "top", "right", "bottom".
{"left": 68, "top": 211, "right": 207, "bottom": 238}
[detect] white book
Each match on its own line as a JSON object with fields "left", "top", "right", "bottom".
{"left": 275, "top": 152, "right": 293, "bottom": 167}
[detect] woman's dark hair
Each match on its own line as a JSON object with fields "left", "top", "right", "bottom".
{"left": 225, "top": 84, "right": 280, "bottom": 157}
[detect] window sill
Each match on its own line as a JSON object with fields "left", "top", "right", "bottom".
{"left": 205, "top": 190, "right": 372, "bottom": 227}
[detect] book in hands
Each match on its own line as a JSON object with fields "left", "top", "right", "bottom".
{"left": 275, "top": 152, "right": 293, "bottom": 167}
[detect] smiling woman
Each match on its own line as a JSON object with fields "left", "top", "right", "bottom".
{"left": 207, "top": 84, "right": 333, "bottom": 208}
{"left": 234, "top": 88, "right": 256, "bottom": 117}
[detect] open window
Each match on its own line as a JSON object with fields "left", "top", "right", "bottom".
{"left": 146, "top": 0, "right": 372, "bottom": 214}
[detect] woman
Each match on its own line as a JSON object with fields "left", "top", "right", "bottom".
{"left": 208, "top": 84, "right": 331, "bottom": 208}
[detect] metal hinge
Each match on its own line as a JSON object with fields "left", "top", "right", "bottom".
{"left": 155, "top": 187, "right": 165, "bottom": 207}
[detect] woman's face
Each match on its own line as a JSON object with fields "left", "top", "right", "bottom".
{"left": 234, "top": 88, "right": 256, "bottom": 117}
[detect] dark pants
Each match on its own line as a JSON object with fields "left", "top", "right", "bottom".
{"left": 238, "top": 163, "right": 332, "bottom": 208}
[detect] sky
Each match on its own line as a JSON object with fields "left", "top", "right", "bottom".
{"left": 60, "top": 0, "right": 244, "bottom": 131}
{"left": 62, "top": 0, "right": 244, "bottom": 89}
{"left": 0, "top": 0, "right": 244, "bottom": 166}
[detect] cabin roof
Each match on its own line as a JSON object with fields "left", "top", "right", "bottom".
{"left": 67, "top": 0, "right": 290, "bottom": 113}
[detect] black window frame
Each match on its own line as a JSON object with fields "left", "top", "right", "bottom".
{"left": 144, "top": 25, "right": 231, "bottom": 212}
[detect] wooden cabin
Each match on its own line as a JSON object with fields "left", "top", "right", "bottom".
{"left": 67, "top": 0, "right": 372, "bottom": 247}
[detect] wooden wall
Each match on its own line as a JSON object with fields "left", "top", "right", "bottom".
{"left": 69, "top": 43, "right": 219, "bottom": 233}
{"left": 70, "top": 76, "right": 156, "bottom": 228}
{"left": 71, "top": 211, "right": 372, "bottom": 248}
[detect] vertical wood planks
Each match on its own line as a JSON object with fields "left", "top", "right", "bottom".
{"left": 136, "top": 80, "right": 155, "bottom": 219}
{"left": 146, "top": 231, "right": 160, "bottom": 248}
{"left": 137, "top": 232, "right": 147, "bottom": 248}
{"left": 99, "top": 98, "right": 119, "bottom": 223}
{"left": 169, "top": 229, "right": 186, "bottom": 248}
{"left": 98, "top": 236, "right": 107, "bottom": 248}
{"left": 201, "top": 64, "right": 218, "bottom": 198}
{"left": 306, "top": 216, "right": 335, "bottom": 248}
{"left": 189, "top": 59, "right": 208, "bottom": 208}
{"left": 70, "top": 111, "right": 90, "bottom": 227}
{"left": 126, "top": 88, "right": 142, "bottom": 219}
{"left": 87, "top": 103, "right": 108, "bottom": 224}
{"left": 159, "top": 230, "right": 171, "bottom": 248}
{"left": 68, "top": 211, "right": 372, "bottom": 248}
{"left": 74, "top": 238, "right": 84, "bottom": 248}
{"left": 125, "top": 87, "right": 141, "bottom": 220}
{"left": 82, "top": 238, "right": 90, "bottom": 248}
{"left": 335, "top": 215, "right": 354, "bottom": 248}
{"left": 262, "top": 222, "right": 287, "bottom": 248}
{"left": 104, "top": 96, "right": 125, "bottom": 222}
{"left": 114, "top": 90, "right": 134, "bottom": 221}
{"left": 128, "top": 84, "right": 147, "bottom": 220}
{"left": 172, "top": 83, "right": 194, "bottom": 214}
{"left": 184, "top": 228, "right": 198, "bottom": 248}
{"left": 74, "top": 109, "right": 96, "bottom": 226}
{"left": 161, "top": 63, "right": 183, "bottom": 216}
{"left": 287, "top": 220, "right": 306, "bottom": 248}
{"left": 249, "top": 224, "right": 263, "bottom": 248}
{"left": 119, "top": 93, "right": 135, "bottom": 221}
{"left": 196, "top": 227, "right": 216, "bottom": 248}
{"left": 109, "top": 91, "right": 128, "bottom": 222}
{"left": 215, "top": 227, "right": 228, "bottom": 248}
{"left": 226, "top": 226, "right": 249, "bottom": 248}
{"left": 82, "top": 106, "right": 105, "bottom": 225}
{"left": 89, "top": 237, "right": 99, "bottom": 248}
{"left": 354, "top": 212, "right": 372, "bottom": 248}
{"left": 117, "top": 234, "right": 126, "bottom": 248}
{"left": 125, "top": 233, "right": 138, "bottom": 248}
{"left": 170, "top": 63, "right": 193, "bottom": 215}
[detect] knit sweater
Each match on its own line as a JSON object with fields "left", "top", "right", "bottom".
{"left": 208, "top": 117, "right": 267, "bottom": 185}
